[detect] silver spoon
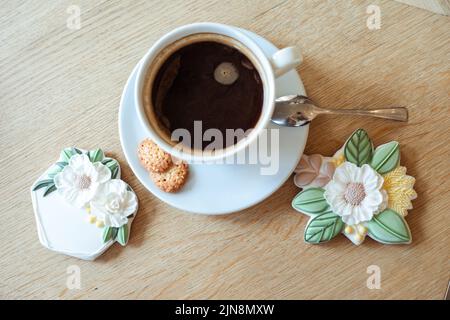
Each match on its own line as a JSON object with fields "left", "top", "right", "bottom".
{"left": 272, "top": 95, "right": 408, "bottom": 127}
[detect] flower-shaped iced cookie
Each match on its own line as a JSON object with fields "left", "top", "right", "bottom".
{"left": 292, "top": 129, "right": 416, "bottom": 245}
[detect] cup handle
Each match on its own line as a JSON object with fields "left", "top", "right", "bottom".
{"left": 270, "top": 46, "right": 302, "bottom": 77}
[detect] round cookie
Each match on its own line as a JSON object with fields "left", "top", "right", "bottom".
{"left": 150, "top": 162, "right": 189, "bottom": 193}
{"left": 138, "top": 139, "right": 172, "bottom": 173}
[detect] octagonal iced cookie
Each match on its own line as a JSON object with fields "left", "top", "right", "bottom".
{"left": 31, "top": 147, "right": 138, "bottom": 260}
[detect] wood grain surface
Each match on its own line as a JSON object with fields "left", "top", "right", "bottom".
{"left": 0, "top": 0, "right": 449, "bottom": 300}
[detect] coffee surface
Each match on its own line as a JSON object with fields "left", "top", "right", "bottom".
{"left": 152, "top": 41, "right": 263, "bottom": 149}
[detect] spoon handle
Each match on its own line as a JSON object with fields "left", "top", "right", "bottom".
{"left": 320, "top": 107, "right": 408, "bottom": 122}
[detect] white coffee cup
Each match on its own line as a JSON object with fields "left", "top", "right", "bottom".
{"left": 134, "top": 22, "right": 302, "bottom": 162}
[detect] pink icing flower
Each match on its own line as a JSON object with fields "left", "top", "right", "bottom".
{"left": 294, "top": 154, "right": 335, "bottom": 188}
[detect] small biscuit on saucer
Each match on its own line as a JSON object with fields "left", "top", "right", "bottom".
{"left": 150, "top": 162, "right": 189, "bottom": 193}
{"left": 138, "top": 139, "right": 172, "bottom": 173}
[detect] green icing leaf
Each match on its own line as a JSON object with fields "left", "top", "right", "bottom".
{"left": 344, "top": 129, "right": 373, "bottom": 166}
{"left": 107, "top": 160, "right": 119, "bottom": 179}
{"left": 99, "top": 157, "right": 120, "bottom": 178}
{"left": 55, "top": 161, "right": 68, "bottom": 169}
{"left": 111, "top": 227, "right": 119, "bottom": 240}
{"left": 101, "top": 158, "right": 114, "bottom": 166}
{"left": 111, "top": 165, "right": 120, "bottom": 179}
{"left": 33, "top": 179, "right": 54, "bottom": 191}
{"left": 43, "top": 184, "right": 57, "bottom": 197}
{"left": 102, "top": 158, "right": 119, "bottom": 178}
{"left": 103, "top": 227, "right": 119, "bottom": 243}
{"left": 292, "top": 188, "right": 329, "bottom": 216}
{"left": 370, "top": 141, "right": 400, "bottom": 174}
{"left": 47, "top": 172, "right": 58, "bottom": 179}
{"left": 60, "top": 148, "right": 75, "bottom": 162}
{"left": 117, "top": 225, "right": 129, "bottom": 246}
{"left": 88, "top": 148, "right": 104, "bottom": 162}
{"left": 367, "top": 209, "right": 411, "bottom": 244}
{"left": 106, "top": 159, "right": 118, "bottom": 170}
{"left": 47, "top": 162, "right": 68, "bottom": 178}
{"left": 304, "top": 211, "right": 344, "bottom": 244}
{"left": 102, "top": 227, "right": 113, "bottom": 243}
{"left": 60, "top": 147, "right": 83, "bottom": 162}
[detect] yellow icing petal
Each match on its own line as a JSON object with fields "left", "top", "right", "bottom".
{"left": 345, "top": 226, "right": 354, "bottom": 234}
{"left": 382, "top": 166, "right": 417, "bottom": 217}
{"left": 355, "top": 234, "right": 363, "bottom": 242}
{"left": 96, "top": 220, "right": 105, "bottom": 228}
{"left": 357, "top": 225, "right": 368, "bottom": 235}
{"left": 87, "top": 215, "right": 96, "bottom": 224}
{"left": 331, "top": 154, "right": 346, "bottom": 167}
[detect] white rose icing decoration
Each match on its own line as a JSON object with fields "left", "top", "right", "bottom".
{"left": 91, "top": 179, "right": 138, "bottom": 228}
{"left": 54, "top": 154, "right": 111, "bottom": 208}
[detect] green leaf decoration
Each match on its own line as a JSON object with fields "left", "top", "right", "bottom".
{"left": 102, "top": 158, "right": 119, "bottom": 170}
{"left": 117, "top": 225, "right": 129, "bottom": 246}
{"left": 47, "top": 162, "right": 68, "bottom": 178}
{"left": 103, "top": 227, "right": 119, "bottom": 243}
{"left": 344, "top": 129, "right": 373, "bottom": 166}
{"left": 367, "top": 209, "right": 411, "bottom": 244}
{"left": 102, "top": 227, "right": 113, "bottom": 243}
{"left": 60, "top": 148, "right": 75, "bottom": 162}
{"left": 105, "top": 159, "right": 118, "bottom": 170}
{"left": 370, "top": 141, "right": 400, "bottom": 174}
{"left": 292, "top": 188, "right": 329, "bottom": 216}
{"left": 48, "top": 172, "right": 58, "bottom": 179}
{"left": 304, "top": 211, "right": 344, "bottom": 244}
{"left": 32, "top": 179, "right": 54, "bottom": 191}
{"left": 88, "top": 148, "right": 104, "bottom": 162}
{"left": 101, "top": 158, "right": 114, "bottom": 166}
{"left": 60, "top": 147, "right": 83, "bottom": 162}
{"left": 102, "top": 158, "right": 119, "bottom": 178}
{"left": 111, "top": 165, "right": 120, "bottom": 179}
{"left": 111, "top": 227, "right": 119, "bottom": 240}
{"left": 43, "top": 184, "right": 57, "bottom": 197}
{"left": 55, "top": 161, "right": 68, "bottom": 169}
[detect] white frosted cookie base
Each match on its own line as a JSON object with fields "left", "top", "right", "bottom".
{"left": 30, "top": 166, "right": 135, "bottom": 261}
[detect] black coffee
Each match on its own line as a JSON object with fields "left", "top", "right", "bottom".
{"left": 152, "top": 41, "right": 263, "bottom": 149}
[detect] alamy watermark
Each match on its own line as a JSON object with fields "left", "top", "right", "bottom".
{"left": 66, "top": 5, "right": 81, "bottom": 30}
{"left": 366, "top": 5, "right": 381, "bottom": 30}
{"left": 366, "top": 265, "right": 381, "bottom": 289}
{"left": 66, "top": 265, "right": 81, "bottom": 290}
{"left": 169, "top": 121, "right": 280, "bottom": 175}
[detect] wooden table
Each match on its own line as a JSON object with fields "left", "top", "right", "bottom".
{"left": 1, "top": 0, "right": 449, "bottom": 300}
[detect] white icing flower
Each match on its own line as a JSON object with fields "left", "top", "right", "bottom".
{"left": 90, "top": 179, "right": 137, "bottom": 228}
{"left": 54, "top": 154, "right": 111, "bottom": 208}
{"left": 324, "top": 162, "right": 388, "bottom": 225}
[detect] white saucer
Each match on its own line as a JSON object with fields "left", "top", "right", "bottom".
{"left": 119, "top": 28, "right": 308, "bottom": 215}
